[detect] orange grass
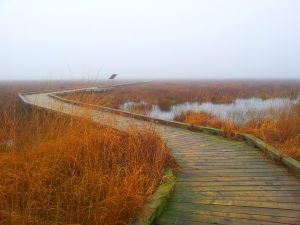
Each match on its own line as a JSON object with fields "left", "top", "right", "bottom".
{"left": 174, "top": 111, "right": 238, "bottom": 138}
{"left": 175, "top": 104, "right": 300, "bottom": 161}
{"left": 0, "top": 83, "right": 176, "bottom": 225}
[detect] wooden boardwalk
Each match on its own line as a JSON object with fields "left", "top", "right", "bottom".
{"left": 22, "top": 91, "right": 300, "bottom": 225}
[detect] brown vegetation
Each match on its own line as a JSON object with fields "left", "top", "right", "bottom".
{"left": 174, "top": 111, "right": 238, "bottom": 138}
{"left": 63, "top": 80, "right": 300, "bottom": 111}
{"left": 0, "top": 82, "right": 175, "bottom": 225}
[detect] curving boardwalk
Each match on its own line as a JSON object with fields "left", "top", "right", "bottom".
{"left": 21, "top": 88, "right": 300, "bottom": 225}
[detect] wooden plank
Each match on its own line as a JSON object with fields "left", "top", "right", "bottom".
{"left": 177, "top": 159, "right": 273, "bottom": 163}
{"left": 170, "top": 195, "right": 300, "bottom": 203}
{"left": 181, "top": 168, "right": 287, "bottom": 173}
{"left": 170, "top": 145, "right": 256, "bottom": 150}
{"left": 182, "top": 165, "right": 285, "bottom": 170}
{"left": 176, "top": 151, "right": 259, "bottom": 155}
{"left": 175, "top": 156, "right": 268, "bottom": 160}
{"left": 183, "top": 149, "right": 259, "bottom": 152}
{"left": 173, "top": 190, "right": 300, "bottom": 197}
{"left": 182, "top": 145, "right": 257, "bottom": 150}
{"left": 180, "top": 160, "right": 269, "bottom": 164}
{"left": 167, "top": 199, "right": 300, "bottom": 210}
{"left": 157, "top": 219, "right": 213, "bottom": 225}
{"left": 173, "top": 152, "right": 260, "bottom": 156}
{"left": 176, "top": 172, "right": 293, "bottom": 177}
{"left": 177, "top": 159, "right": 272, "bottom": 163}
{"left": 174, "top": 155, "right": 257, "bottom": 159}
{"left": 176, "top": 185, "right": 300, "bottom": 192}
{"left": 171, "top": 151, "right": 260, "bottom": 155}
{"left": 175, "top": 180, "right": 300, "bottom": 187}
{"left": 157, "top": 214, "right": 291, "bottom": 225}
{"left": 163, "top": 202, "right": 300, "bottom": 218}
{"left": 179, "top": 163, "right": 278, "bottom": 167}
{"left": 176, "top": 176, "right": 298, "bottom": 182}
{"left": 158, "top": 209, "right": 300, "bottom": 225}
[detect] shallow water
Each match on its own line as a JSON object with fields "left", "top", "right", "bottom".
{"left": 121, "top": 97, "right": 300, "bottom": 126}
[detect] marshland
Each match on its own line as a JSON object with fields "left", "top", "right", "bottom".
{"left": 1, "top": 79, "right": 300, "bottom": 224}
{"left": 63, "top": 80, "right": 300, "bottom": 161}
{"left": 2, "top": 0, "right": 300, "bottom": 224}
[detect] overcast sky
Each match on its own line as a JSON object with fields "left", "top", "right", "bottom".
{"left": 0, "top": 0, "right": 299, "bottom": 80}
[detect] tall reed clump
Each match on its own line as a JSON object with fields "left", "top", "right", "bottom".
{"left": 174, "top": 111, "right": 238, "bottom": 138}
{"left": 175, "top": 104, "right": 300, "bottom": 161}
{"left": 0, "top": 98, "right": 176, "bottom": 225}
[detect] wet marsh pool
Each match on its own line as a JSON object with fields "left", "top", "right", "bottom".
{"left": 121, "top": 97, "right": 300, "bottom": 126}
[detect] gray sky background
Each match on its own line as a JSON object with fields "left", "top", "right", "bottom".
{"left": 0, "top": 0, "right": 300, "bottom": 80}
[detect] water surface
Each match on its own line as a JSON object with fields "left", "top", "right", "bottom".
{"left": 121, "top": 97, "right": 299, "bottom": 126}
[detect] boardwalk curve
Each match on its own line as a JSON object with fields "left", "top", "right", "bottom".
{"left": 20, "top": 86, "right": 300, "bottom": 225}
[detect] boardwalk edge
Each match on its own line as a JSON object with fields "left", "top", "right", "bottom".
{"left": 239, "top": 133, "right": 300, "bottom": 174}
{"left": 132, "top": 169, "right": 176, "bottom": 225}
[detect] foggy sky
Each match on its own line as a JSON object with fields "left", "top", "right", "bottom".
{"left": 0, "top": 0, "right": 300, "bottom": 80}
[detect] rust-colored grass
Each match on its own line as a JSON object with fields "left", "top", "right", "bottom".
{"left": 174, "top": 111, "right": 238, "bottom": 138}
{"left": 175, "top": 104, "right": 300, "bottom": 161}
{"left": 0, "top": 82, "right": 176, "bottom": 225}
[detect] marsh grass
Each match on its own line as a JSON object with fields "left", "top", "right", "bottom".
{"left": 64, "top": 81, "right": 300, "bottom": 112}
{"left": 0, "top": 84, "right": 176, "bottom": 225}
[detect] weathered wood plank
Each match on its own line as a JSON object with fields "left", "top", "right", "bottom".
{"left": 170, "top": 195, "right": 300, "bottom": 203}
{"left": 176, "top": 185, "right": 300, "bottom": 192}
{"left": 168, "top": 199, "right": 300, "bottom": 210}
{"left": 175, "top": 180, "right": 300, "bottom": 186}
{"left": 177, "top": 159, "right": 273, "bottom": 163}
{"left": 178, "top": 171, "right": 291, "bottom": 176}
{"left": 173, "top": 190, "right": 300, "bottom": 197}
{"left": 162, "top": 202, "right": 300, "bottom": 217}
{"left": 180, "top": 163, "right": 279, "bottom": 168}
{"left": 182, "top": 165, "right": 285, "bottom": 170}
{"left": 181, "top": 168, "right": 287, "bottom": 173}
{"left": 176, "top": 176, "right": 298, "bottom": 182}
{"left": 157, "top": 209, "right": 300, "bottom": 225}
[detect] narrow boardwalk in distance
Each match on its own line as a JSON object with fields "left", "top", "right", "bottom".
{"left": 23, "top": 91, "right": 300, "bottom": 225}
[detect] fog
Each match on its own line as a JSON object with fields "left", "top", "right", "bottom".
{"left": 0, "top": 0, "right": 300, "bottom": 80}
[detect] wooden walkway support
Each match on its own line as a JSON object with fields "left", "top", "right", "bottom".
{"left": 21, "top": 89, "right": 300, "bottom": 225}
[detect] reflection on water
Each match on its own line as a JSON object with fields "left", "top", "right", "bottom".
{"left": 121, "top": 97, "right": 300, "bottom": 126}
